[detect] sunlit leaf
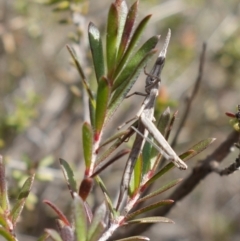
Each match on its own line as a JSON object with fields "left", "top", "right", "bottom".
{"left": 10, "top": 199, "right": 25, "bottom": 226}
{"left": 73, "top": 193, "right": 88, "bottom": 241}
{"left": 180, "top": 138, "right": 216, "bottom": 161}
{"left": 95, "top": 176, "right": 117, "bottom": 218}
{"left": 116, "top": 1, "right": 138, "bottom": 63}
{"left": 137, "top": 179, "right": 182, "bottom": 203}
{"left": 94, "top": 77, "right": 110, "bottom": 139}
{"left": 112, "top": 35, "right": 159, "bottom": 92}
{"left": 115, "top": 236, "right": 150, "bottom": 241}
{"left": 17, "top": 174, "right": 35, "bottom": 200}
{"left": 113, "top": 14, "right": 152, "bottom": 83}
{"left": 126, "top": 216, "right": 174, "bottom": 224}
{"left": 82, "top": 123, "right": 93, "bottom": 169}
{"left": 125, "top": 200, "right": 174, "bottom": 220}
{"left": 59, "top": 158, "right": 77, "bottom": 193}
{"left": 87, "top": 203, "right": 106, "bottom": 241}
{"left": 108, "top": 47, "right": 158, "bottom": 122}
{"left": 88, "top": 22, "right": 105, "bottom": 82}
{"left": 66, "top": 45, "right": 95, "bottom": 103}
{"left": 106, "top": 3, "right": 119, "bottom": 77}
{"left": 129, "top": 154, "right": 142, "bottom": 197}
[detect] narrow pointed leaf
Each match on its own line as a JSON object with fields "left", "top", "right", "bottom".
{"left": 17, "top": 174, "right": 35, "bottom": 200}
{"left": 89, "top": 98, "right": 96, "bottom": 128}
{"left": 180, "top": 138, "right": 216, "bottom": 161}
{"left": 106, "top": 4, "right": 119, "bottom": 76}
{"left": 59, "top": 158, "right": 77, "bottom": 193}
{"left": 112, "top": 35, "right": 159, "bottom": 91}
{"left": 115, "top": 236, "right": 150, "bottom": 241}
{"left": 87, "top": 204, "right": 106, "bottom": 241}
{"left": 115, "top": 0, "right": 128, "bottom": 56}
{"left": 125, "top": 200, "right": 174, "bottom": 220}
{"left": 0, "top": 156, "right": 10, "bottom": 212}
{"left": 88, "top": 22, "right": 105, "bottom": 82}
{"left": 10, "top": 199, "right": 25, "bottom": 225}
{"left": 45, "top": 229, "right": 63, "bottom": 241}
{"left": 43, "top": 200, "right": 71, "bottom": 227}
{"left": 95, "top": 77, "right": 110, "bottom": 138}
{"left": 126, "top": 216, "right": 174, "bottom": 224}
{"left": 66, "top": 45, "right": 95, "bottom": 105}
{"left": 142, "top": 137, "right": 153, "bottom": 174}
{"left": 107, "top": 48, "right": 158, "bottom": 122}
{"left": 82, "top": 122, "right": 93, "bottom": 169}
{"left": 95, "top": 176, "right": 116, "bottom": 218}
{"left": 73, "top": 193, "right": 88, "bottom": 241}
{"left": 129, "top": 154, "right": 142, "bottom": 197}
{"left": 138, "top": 179, "right": 182, "bottom": 203}
{"left": 113, "top": 15, "right": 152, "bottom": 82}
{"left": 0, "top": 227, "right": 16, "bottom": 241}
{"left": 116, "top": 1, "right": 138, "bottom": 62}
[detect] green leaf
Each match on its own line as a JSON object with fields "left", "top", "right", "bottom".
{"left": 112, "top": 35, "right": 159, "bottom": 92}
{"left": 0, "top": 156, "right": 10, "bottom": 212}
{"left": 113, "top": 14, "right": 152, "bottom": 83}
{"left": 82, "top": 123, "right": 93, "bottom": 169}
{"left": 115, "top": 0, "right": 128, "bottom": 58}
{"left": 45, "top": 229, "right": 63, "bottom": 241}
{"left": 66, "top": 45, "right": 95, "bottom": 105}
{"left": 10, "top": 199, "right": 25, "bottom": 226}
{"left": 59, "top": 158, "right": 77, "bottom": 193}
{"left": 107, "top": 47, "right": 158, "bottom": 122}
{"left": 0, "top": 227, "right": 16, "bottom": 241}
{"left": 106, "top": 4, "right": 119, "bottom": 77}
{"left": 125, "top": 200, "right": 174, "bottom": 220}
{"left": 94, "top": 77, "right": 110, "bottom": 137}
{"left": 88, "top": 22, "right": 105, "bottom": 82}
{"left": 95, "top": 176, "right": 117, "bottom": 218}
{"left": 17, "top": 174, "right": 35, "bottom": 200}
{"left": 87, "top": 204, "right": 105, "bottom": 241}
{"left": 126, "top": 216, "right": 174, "bottom": 224}
{"left": 116, "top": 1, "right": 138, "bottom": 63}
{"left": 73, "top": 194, "right": 88, "bottom": 241}
{"left": 137, "top": 179, "right": 182, "bottom": 203}
{"left": 89, "top": 98, "right": 96, "bottom": 128}
{"left": 129, "top": 154, "right": 142, "bottom": 197}
{"left": 115, "top": 236, "right": 150, "bottom": 241}
{"left": 180, "top": 138, "right": 216, "bottom": 161}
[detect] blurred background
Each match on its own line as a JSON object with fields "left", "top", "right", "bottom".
{"left": 1, "top": 0, "right": 240, "bottom": 240}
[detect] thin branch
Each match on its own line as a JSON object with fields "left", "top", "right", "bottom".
{"left": 171, "top": 43, "right": 206, "bottom": 148}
